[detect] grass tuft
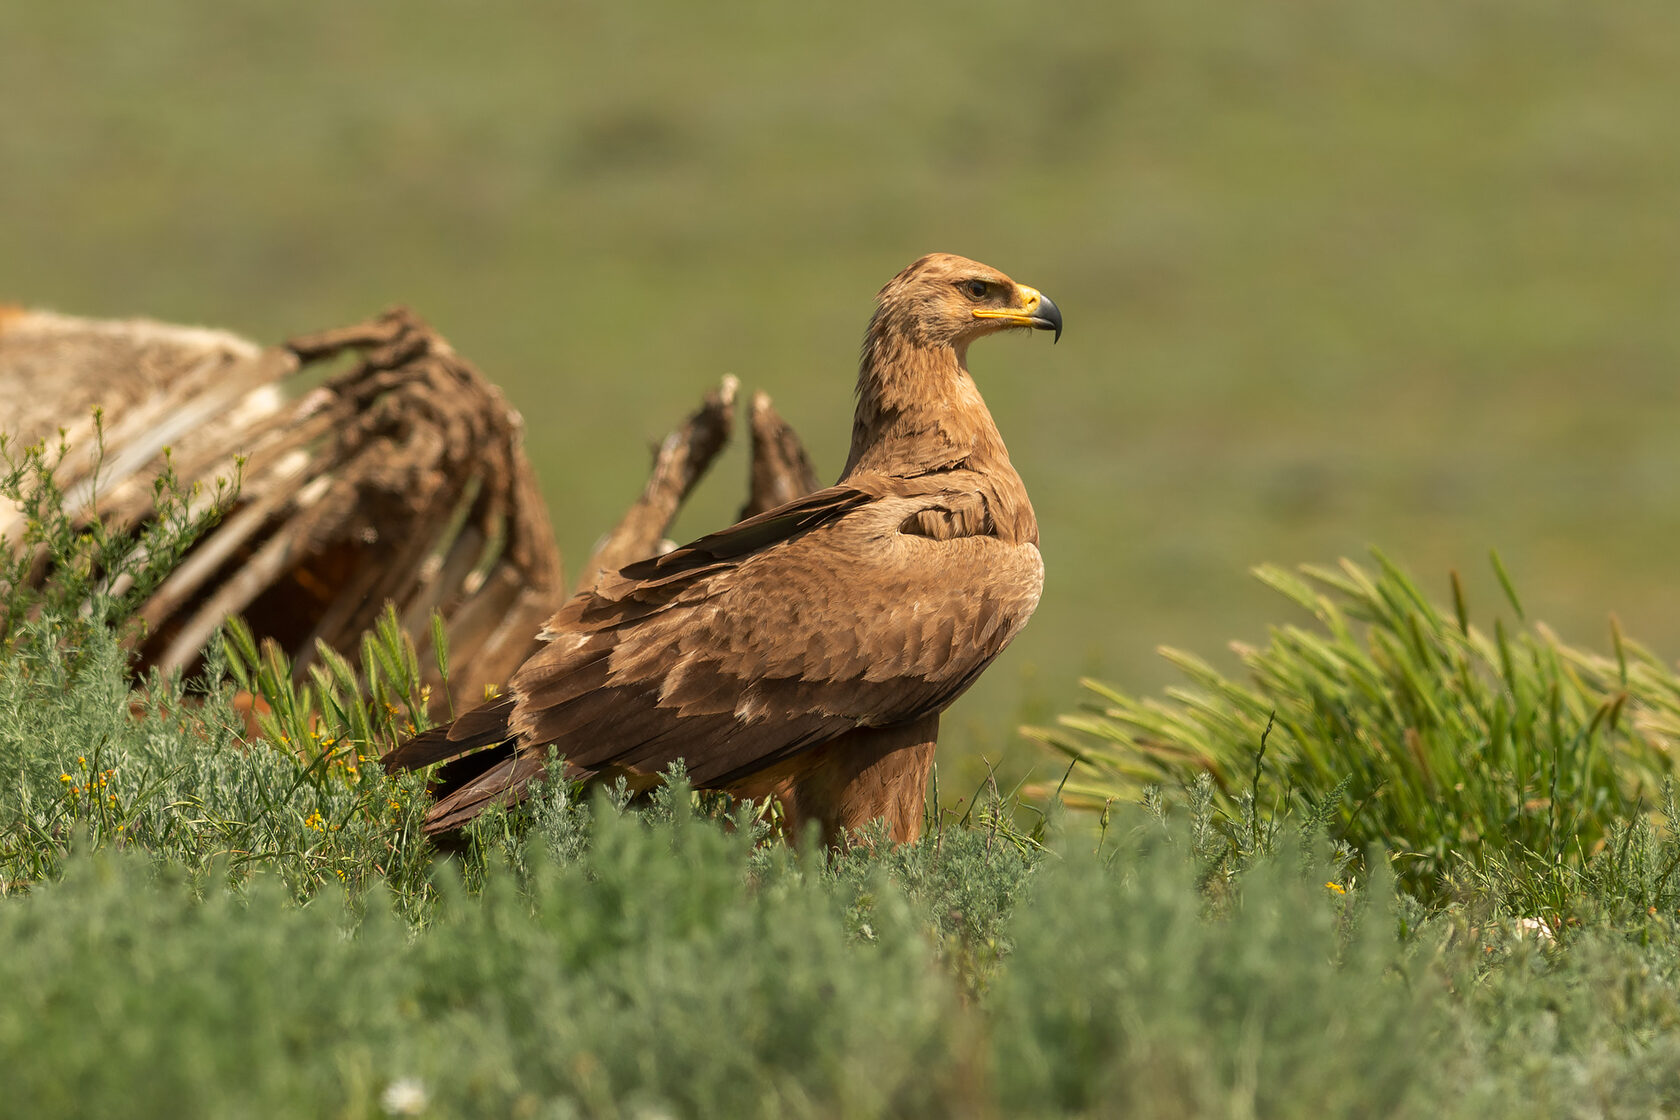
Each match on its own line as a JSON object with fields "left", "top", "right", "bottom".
{"left": 1029, "top": 550, "right": 1680, "bottom": 901}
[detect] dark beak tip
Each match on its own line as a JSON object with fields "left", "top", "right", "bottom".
{"left": 1031, "top": 293, "right": 1063, "bottom": 344}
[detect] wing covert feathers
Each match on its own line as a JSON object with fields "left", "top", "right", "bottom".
{"left": 381, "top": 695, "right": 516, "bottom": 772}
{"left": 389, "top": 473, "right": 1042, "bottom": 835}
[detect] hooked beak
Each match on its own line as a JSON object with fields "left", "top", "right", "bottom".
{"left": 972, "top": 284, "right": 1063, "bottom": 343}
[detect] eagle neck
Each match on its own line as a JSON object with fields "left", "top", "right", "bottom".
{"left": 840, "top": 334, "right": 1011, "bottom": 481}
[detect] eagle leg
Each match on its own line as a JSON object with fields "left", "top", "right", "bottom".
{"left": 727, "top": 714, "right": 939, "bottom": 847}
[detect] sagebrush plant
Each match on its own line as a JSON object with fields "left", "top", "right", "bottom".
{"left": 0, "top": 422, "right": 436, "bottom": 903}
{"left": 16, "top": 772, "right": 1680, "bottom": 1119}
{"left": 0, "top": 614, "right": 438, "bottom": 904}
{"left": 0, "top": 790, "right": 966, "bottom": 1120}
{"left": 990, "top": 832, "right": 1435, "bottom": 1118}
{"left": 0, "top": 416, "right": 240, "bottom": 658}
{"left": 1031, "top": 550, "right": 1680, "bottom": 900}
{"left": 22, "top": 426, "right": 1680, "bottom": 1115}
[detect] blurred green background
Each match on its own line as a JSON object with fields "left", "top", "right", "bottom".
{"left": 5, "top": 1, "right": 1678, "bottom": 786}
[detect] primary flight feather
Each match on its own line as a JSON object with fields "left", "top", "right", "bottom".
{"left": 384, "top": 252, "right": 1062, "bottom": 843}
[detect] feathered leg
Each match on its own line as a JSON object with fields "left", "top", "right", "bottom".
{"left": 730, "top": 714, "right": 939, "bottom": 846}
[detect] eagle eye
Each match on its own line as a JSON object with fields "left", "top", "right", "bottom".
{"left": 963, "top": 279, "right": 989, "bottom": 300}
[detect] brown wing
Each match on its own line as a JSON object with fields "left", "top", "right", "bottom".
{"left": 416, "top": 476, "right": 1042, "bottom": 828}
{"left": 381, "top": 487, "right": 870, "bottom": 771}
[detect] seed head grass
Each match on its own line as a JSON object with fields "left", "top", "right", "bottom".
{"left": 1030, "top": 549, "right": 1680, "bottom": 905}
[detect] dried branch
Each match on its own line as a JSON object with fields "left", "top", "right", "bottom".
{"left": 740, "top": 390, "right": 821, "bottom": 520}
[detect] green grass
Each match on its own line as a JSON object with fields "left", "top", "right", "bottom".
{"left": 15, "top": 728, "right": 1680, "bottom": 1118}
{"left": 6, "top": 459, "right": 1680, "bottom": 1115}
{"left": 1032, "top": 550, "right": 1680, "bottom": 903}
{"left": 5, "top": 0, "right": 1680, "bottom": 788}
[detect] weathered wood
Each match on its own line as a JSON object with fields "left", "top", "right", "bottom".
{"left": 740, "top": 390, "right": 821, "bottom": 520}
{"left": 0, "top": 304, "right": 830, "bottom": 730}
{"left": 0, "top": 307, "right": 566, "bottom": 716}
{"left": 0, "top": 310, "right": 287, "bottom": 544}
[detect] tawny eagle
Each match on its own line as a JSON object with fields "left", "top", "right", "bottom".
{"left": 383, "top": 253, "right": 1061, "bottom": 843}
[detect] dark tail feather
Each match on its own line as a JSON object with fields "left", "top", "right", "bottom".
{"left": 381, "top": 695, "right": 518, "bottom": 772}
{"left": 423, "top": 751, "right": 549, "bottom": 834}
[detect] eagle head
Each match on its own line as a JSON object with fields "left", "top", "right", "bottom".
{"left": 869, "top": 252, "right": 1062, "bottom": 351}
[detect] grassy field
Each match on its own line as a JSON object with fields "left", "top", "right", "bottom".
{"left": 5, "top": 0, "right": 1679, "bottom": 786}
{"left": 5, "top": 446, "right": 1680, "bottom": 1115}
{"left": 8, "top": 584, "right": 1680, "bottom": 1117}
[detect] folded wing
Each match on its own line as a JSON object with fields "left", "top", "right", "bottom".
{"left": 389, "top": 476, "right": 1042, "bottom": 831}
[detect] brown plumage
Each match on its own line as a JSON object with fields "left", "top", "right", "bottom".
{"left": 383, "top": 253, "right": 1062, "bottom": 844}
